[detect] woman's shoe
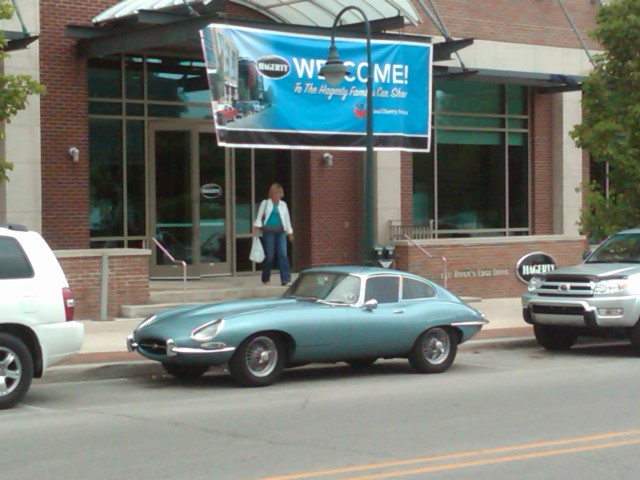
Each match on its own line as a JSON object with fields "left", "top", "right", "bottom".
{"left": 262, "top": 281, "right": 270, "bottom": 285}
{"left": 282, "top": 282, "right": 292, "bottom": 287}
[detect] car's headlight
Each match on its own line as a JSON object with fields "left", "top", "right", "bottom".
{"left": 528, "top": 276, "right": 544, "bottom": 292}
{"left": 191, "top": 319, "right": 225, "bottom": 341}
{"left": 135, "top": 315, "right": 157, "bottom": 333}
{"left": 593, "top": 279, "right": 627, "bottom": 295}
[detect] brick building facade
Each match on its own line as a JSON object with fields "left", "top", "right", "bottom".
{"left": 2, "top": 0, "right": 601, "bottom": 306}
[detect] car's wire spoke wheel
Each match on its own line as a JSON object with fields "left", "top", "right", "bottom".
{"left": 0, "top": 333, "right": 33, "bottom": 409}
{"left": 230, "top": 333, "right": 285, "bottom": 387}
{"left": 421, "top": 328, "right": 451, "bottom": 365}
{"left": 409, "top": 327, "right": 457, "bottom": 374}
{"left": 245, "top": 336, "right": 278, "bottom": 377}
{"left": 0, "top": 346, "right": 22, "bottom": 397}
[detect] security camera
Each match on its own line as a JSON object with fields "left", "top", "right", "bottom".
{"left": 69, "top": 147, "right": 80, "bottom": 162}
{"left": 323, "top": 152, "right": 333, "bottom": 166}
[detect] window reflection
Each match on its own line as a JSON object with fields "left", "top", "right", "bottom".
{"left": 90, "top": 119, "right": 123, "bottom": 237}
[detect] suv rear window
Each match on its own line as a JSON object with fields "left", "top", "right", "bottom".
{"left": 0, "top": 236, "right": 34, "bottom": 279}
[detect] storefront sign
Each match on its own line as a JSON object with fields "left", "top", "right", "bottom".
{"left": 516, "top": 252, "right": 557, "bottom": 284}
{"left": 453, "top": 269, "right": 510, "bottom": 279}
{"left": 200, "top": 183, "right": 223, "bottom": 199}
{"left": 200, "top": 24, "right": 432, "bottom": 152}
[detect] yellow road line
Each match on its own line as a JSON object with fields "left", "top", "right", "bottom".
{"left": 261, "top": 429, "right": 640, "bottom": 480}
{"left": 342, "top": 437, "right": 640, "bottom": 480}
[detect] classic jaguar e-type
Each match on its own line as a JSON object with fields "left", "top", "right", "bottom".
{"left": 127, "top": 266, "right": 487, "bottom": 387}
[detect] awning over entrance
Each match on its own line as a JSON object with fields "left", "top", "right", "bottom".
{"left": 69, "top": 0, "right": 469, "bottom": 64}
{"left": 92, "top": 0, "right": 421, "bottom": 28}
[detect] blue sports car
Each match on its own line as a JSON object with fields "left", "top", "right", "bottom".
{"left": 127, "top": 266, "right": 487, "bottom": 387}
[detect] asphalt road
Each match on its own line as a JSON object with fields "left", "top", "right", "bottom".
{"left": 4, "top": 341, "right": 640, "bottom": 480}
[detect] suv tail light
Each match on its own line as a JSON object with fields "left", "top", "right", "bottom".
{"left": 62, "top": 287, "right": 75, "bottom": 321}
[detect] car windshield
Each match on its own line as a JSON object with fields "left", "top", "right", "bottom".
{"left": 283, "top": 272, "right": 361, "bottom": 304}
{"left": 587, "top": 233, "right": 640, "bottom": 263}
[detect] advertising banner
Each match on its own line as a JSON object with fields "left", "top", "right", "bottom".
{"left": 200, "top": 24, "right": 432, "bottom": 152}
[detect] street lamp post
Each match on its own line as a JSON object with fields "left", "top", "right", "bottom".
{"left": 319, "top": 6, "right": 375, "bottom": 264}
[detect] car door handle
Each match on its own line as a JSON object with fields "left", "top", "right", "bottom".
{"left": 393, "top": 309, "right": 404, "bottom": 314}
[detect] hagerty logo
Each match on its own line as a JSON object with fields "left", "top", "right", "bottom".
{"left": 257, "top": 55, "right": 290, "bottom": 79}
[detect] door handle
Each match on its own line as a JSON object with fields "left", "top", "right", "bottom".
{"left": 393, "top": 310, "right": 404, "bottom": 314}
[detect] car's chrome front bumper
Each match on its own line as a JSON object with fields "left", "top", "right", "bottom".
{"left": 127, "top": 335, "right": 235, "bottom": 357}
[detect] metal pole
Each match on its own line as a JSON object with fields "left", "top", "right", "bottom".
{"left": 363, "top": 15, "right": 374, "bottom": 265}
{"left": 100, "top": 253, "right": 109, "bottom": 321}
{"left": 329, "top": 6, "right": 375, "bottom": 263}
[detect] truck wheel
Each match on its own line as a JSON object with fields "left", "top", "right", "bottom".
{"left": 534, "top": 325, "right": 578, "bottom": 351}
{"left": 629, "top": 322, "right": 640, "bottom": 355}
{"left": 0, "top": 333, "right": 34, "bottom": 410}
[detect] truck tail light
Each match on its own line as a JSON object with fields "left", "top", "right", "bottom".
{"left": 63, "top": 287, "right": 75, "bottom": 321}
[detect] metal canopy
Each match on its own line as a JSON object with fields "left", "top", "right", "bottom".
{"left": 93, "top": 0, "right": 421, "bottom": 27}
{"left": 434, "top": 66, "right": 585, "bottom": 93}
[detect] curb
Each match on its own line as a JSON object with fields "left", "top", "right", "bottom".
{"left": 37, "top": 327, "right": 536, "bottom": 385}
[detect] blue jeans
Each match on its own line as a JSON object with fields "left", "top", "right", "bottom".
{"left": 261, "top": 229, "right": 291, "bottom": 284}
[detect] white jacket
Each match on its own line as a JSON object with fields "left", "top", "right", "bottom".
{"left": 254, "top": 199, "right": 293, "bottom": 235}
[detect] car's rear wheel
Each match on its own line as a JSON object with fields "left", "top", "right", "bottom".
{"left": 408, "top": 327, "right": 457, "bottom": 374}
{"left": 229, "top": 334, "right": 285, "bottom": 387}
{"left": 346, "top": 358, "right": 377, "bottom": 370}
{"left": 534, "top": 325, "right": 578, "bottom": 351}
{"left": 162, "top": 363, "right": 209, "bottom": 380}
{"left": 0, "top": 333, "right": 34, "bottom": 410}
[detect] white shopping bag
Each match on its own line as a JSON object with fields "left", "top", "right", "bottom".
{"left": 249, "top": 236, "right": 265, "bottom": 263}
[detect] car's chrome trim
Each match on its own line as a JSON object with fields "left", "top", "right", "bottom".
{"left": 127, "top": 335, "right": 138, "bottom": 352}
{"left": 451, "top": 320, "right": 489, "bottom": 326}
{"left": 166, "top": 338, "right": 235, "bottom": 357}
{"left": 173, "top": 346, "right": 236, "bottom": 355}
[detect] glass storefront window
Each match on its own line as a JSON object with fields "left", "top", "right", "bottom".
{"left": 507, "top": 85, "right": 528, "bottom": 115}
{"left": 127, "top": 120, "right": 146, "bottom": 236}
{"left": 125, "top": 56, "right": 144, "bottom": 100}
{"left": 413, "top": 80, "right": 529, "bottom": 236}
{"left": 412, "top": 151, "right": 434, "bottom": 225}
{"left": 147, "top": 57, "right": 210, "bottom": 103}
{"left": 235, "top": 149, "right": 253, "bottom": 234}
{"left": 435, "top": 80, "right": 503, "bottom": 114}
{"left": 88, "top": 57, "right": 122, "bottom": 98}
{"left": 90, "top": 118, "right": 123, "bottom": 237}
{"left": 437, "top": 142, "right": 505, "bottom": 234}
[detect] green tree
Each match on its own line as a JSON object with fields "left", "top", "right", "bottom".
{"left": 0, "top": 0, "right": 45, "bottom": 183}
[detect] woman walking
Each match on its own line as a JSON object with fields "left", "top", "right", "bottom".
{"left": 253, "top": 183, "right": 293, "bottom": 286}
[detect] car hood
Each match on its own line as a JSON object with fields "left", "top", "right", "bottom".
{"left": 548, "top": 263, "right": 640, "bottom": 279}
{"left": 136, "top": 297, "right": 323, "bottom": 333}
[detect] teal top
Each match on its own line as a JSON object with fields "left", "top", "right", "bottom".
{"left": 265, "top": 202, "right": 282, "bottom": 227}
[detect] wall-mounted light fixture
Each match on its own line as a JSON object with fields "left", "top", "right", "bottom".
{"left": 322, "top": 152, "right": 333, "bottom": 166}
{"left": 69, "top": 147, "right": 80, "bottom": 162}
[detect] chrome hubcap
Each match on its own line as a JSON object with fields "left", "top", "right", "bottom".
{"left": 0, "top": 347, "right": 22, "bottom": 398}
{"left": 422, "top": 329, "right": 450, "bottom": 365}
{"left": 245, "top": 336, "right": 278, "bottom": 378}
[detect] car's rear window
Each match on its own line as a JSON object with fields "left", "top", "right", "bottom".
{"left": 402, "top": 278, "right": 436, "bottom": 300}
{"left": 0, "top": 236, "right": 34, "bottom": 279}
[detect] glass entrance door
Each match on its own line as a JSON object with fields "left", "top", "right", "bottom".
{"left": 150, "top": 122, "right": 230, "bottom": 277}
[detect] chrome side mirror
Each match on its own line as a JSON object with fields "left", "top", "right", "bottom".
{"left": 364, "top": 299, "right": 378, "bottom": 310}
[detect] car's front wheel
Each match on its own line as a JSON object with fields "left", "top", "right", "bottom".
{"left": 534, "top": 325, "right": 578, "bottom": 351}
{"left": 0, "top": 333, "right": 34, "bottom": 410}
{"left": 229, "top": 334, "right": 285, "bottom": 387}
{"left": 409, "top": 327, "right": 457, "bottom": 374}
{"left": 162, "top": 363, "right": 209, "bottom": 380}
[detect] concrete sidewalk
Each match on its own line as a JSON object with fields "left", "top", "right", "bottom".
{"left": 66, "top": 297, "right": 530, "bottom": 364}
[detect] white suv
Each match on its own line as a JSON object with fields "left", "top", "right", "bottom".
{"left": 0, "top": 224, "right": 84, "bottom": 409}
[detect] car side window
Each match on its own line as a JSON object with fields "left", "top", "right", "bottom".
{"left": 0, "top": 236, "right": 34, "bottom": 279}
{"left": 402, "top": 277, "right": 436, "bottom": 300}
{"left": 364, "top": 276, "right": 400, "bottom": 304}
